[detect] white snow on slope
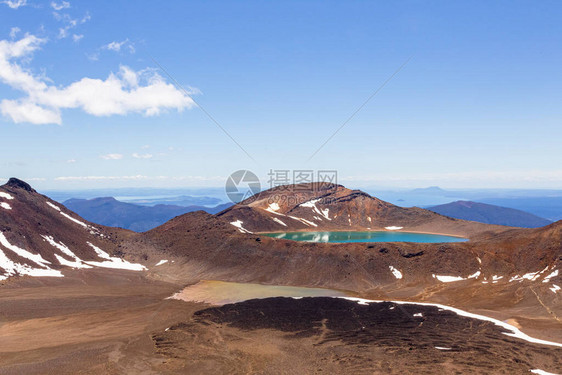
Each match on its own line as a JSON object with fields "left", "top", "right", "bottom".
{"left": 300, "top": 199, "right": 331, "bottom": 220}
{"left": 230, "top": 220, "right": 253, "bottom": 233}
{"left": 340, "top": 297, "right": 562, "bottom": 348}
{"left": 0, "top": 248, "right": 63, "bottom": 279}
{"left": 530, "top": 369, "right": 559, "bottom": 375}
{"left": 0, "top": 202, "right": 11, "bottom": 210}
{"left": 85, "top": 242, "right": 147, "bottom": 271}
{"left": 265, "top": 203, "right": 280, "bottom": 213}
{"left": 46, "top": 201, "right": 61, "bottom": 211}
{"left": 385, "top": 226, "right": 403, "bottom": 231}
{"left": 510, "top": 267, "right": 550, "bottom": 282}
{"left": 413, "top": 313, "right": 423, "bottom": 317}
{"left": 155, "top": 260, "right": 168, "bottom": 266}
{"left": 543, "top": 269, "right": 558, "bottom": 283}
{"left": 0, "top": 231, "right": 51, "bottom": 266}
{"left": 435, "top": 346, "right": 451, "bottom": 350}
{"left": 433, "top": 274, "right": 465, "bottom": 283}
{"left": 60, "top": 212, "right": 88, "bottom": 228}
{"left": 272, "top": 217, "right": 287, "bottom": 227}
{"left": 468, "top": 271, "right": 481, "bottom": 279}
{"left": 288, "top": 216, "right": 318, "bottom": 227}
{"left": 550, "top": 285, "right": 560, "bottom": 294}
{"left": 389, "top": 266, "right": 403, "bottom": 279}
{"left": 0, "top": 192, "right": 14, "bottom": 200}
{"left": 46, "top": 201, "right": 89, "bottom": 228}
{"left": 41, "top": 235, "right": 92, "bottom": 269}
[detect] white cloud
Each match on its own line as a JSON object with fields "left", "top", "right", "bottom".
{"left": 54, "top": 11, "right": 90, "bottom": 39}
{"left": 100, "top": 153, "right": 123, "bottom": 160}
{"left": 102, "top": 39, "right": 135, "bottom": 54}
{"left": 72, "top": 34, "right": 83, "bottom": 43}
{"left": 132, "top": 153, "right": 153, "bottom": 159}
{"left": 66, "top": 159, "right": 76, "bottom": 163}
{"left": 2, "top": 0, "right": 27, "bottom": 9}
{"left": 51, "top": 1, "right": 70, "bottom": 10}
{"left": 9, "top": 27, "right": 20, "bottom": 39}
{"left": 0, "top": 34, "right": 196, "bottom": 125}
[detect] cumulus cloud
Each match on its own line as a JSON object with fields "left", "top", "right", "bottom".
{"left": 72, "top": 34, "right": 83, "bottom": 43}
{"left": 100, "top": 153, "right": 123, "bottom": 160}
{"left": 50, "top": 1, "right": 70, "bottom": 10}
{"left": 132, "top": 153, "right": 153, "bottom": 159}
{"left": 2, "top": 0, "right": 27, "bottom": 9}
{"left": 0, "top": 34, "right": 196, "bottom": 125}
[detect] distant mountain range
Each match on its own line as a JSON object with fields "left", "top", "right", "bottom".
{"left": 427, "top": 200, "right": 551, "bottom": 228}
{"left": 63, "top": 197, "right": 232, "bottom": 232}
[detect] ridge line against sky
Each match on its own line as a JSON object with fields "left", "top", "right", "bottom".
{"left": 1, "top": 1, "right": 562, "bottom": 189}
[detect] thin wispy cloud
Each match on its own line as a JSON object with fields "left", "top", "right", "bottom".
{"left": 102, "top": 39, "right": 135, "bottom": 54}
{"left": 100, "top": 153, "right": 123, "bottom": 160}
{"left": 0, "top": 34, "right": 196, "bottom": 125}
{"left": 132, "top": 153, "right": 153, "bottom": 159}
{"left": 72, "top": 34, "right": 83, "bottom": 43}
{"left": 9, "top": 27, "right": 21, "bottom": 39}
{"left": 53, "top": 10, "right": 90, "bottom": 39}
{"left": 50, "top": 1, "right": 70, "bottom": 11}
{"left": 1, "top": 0, "right": 27, "bottom": 9}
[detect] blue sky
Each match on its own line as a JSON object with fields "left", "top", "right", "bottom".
{"left": 1, "top": 0, "right": 562, "bottom": 189}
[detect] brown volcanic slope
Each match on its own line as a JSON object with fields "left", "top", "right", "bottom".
{"left": 216, "top": 183, "right": 509, "bottom": 237}
{"left": 0, "top": 178, "right": 561, "bottom": 374}
{"left": 0, "top": 178, "right": 147, "bottom": 282}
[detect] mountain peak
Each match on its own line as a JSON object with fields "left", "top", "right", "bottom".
{"left": 4, "top": 178, "right": 36, "bottom": 193}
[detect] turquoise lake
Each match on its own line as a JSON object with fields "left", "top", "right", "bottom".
{"left": 261, "top": 231, "right": 468, "bottom": 243}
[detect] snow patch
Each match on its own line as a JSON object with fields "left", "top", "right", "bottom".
{"left": 288, "top": 216, "right": 318, "bottom": 227}
{"left": 543, "top": 269, "right": 558, "bottom": 283}
{"left": 46, "top": 201, "right": 61, "bottom": 211}
{"left": 413, "top": 313, "right": 423, "bottom": 317}
{"left": 433, "top": 274, "right": 464, "bottom": 283}
{"left": 155, "top": 260, "right": 168, "bottom": 266}
{"left": 85, "top": 242, "right": 147, "bottom": 271}
{"left": 300, "top": 199, "right": 331, "bottom": 220}
{"left": 389, "top": 266, "right": 403, "bottom": 279}
{"left": 230, "top": 220, "right": 253, "bottom": 233}
{"left": 0, "top": 231, "right": 51, "bottom": 266}
{"left": 385, "top": 226, "right": 403, "bottom": 231}
{"left": 550, "top": 284, "right": 560, "bottom": 294}
{"left": 272, "top": 217, "right": 287, "bottom": 227}
{"left": 0, "top": 192, "right": 14, "bottom": 200}
{"left": 435, "top": 346, "right": 451, "bottom": 350}
{"left": 47, "top": 201, "right": 91, "bottom": 228}
{"left": 468, "top": 271, "right": 481, "bottom": 279}
{"left": 60, "top": 212, "right": 88, "bottom": 228}
{"left": 530, "top": 369, "right": 559, "bottom": 375}
{"left": 41, "top": 235, "right": 92, "bottom": 269}
{"left": 0, "top": 247, "right": 63, "bottom": 279}
{"left": 0, "top": 202, "right": 11, "bottom": 210}
{"left": 265, "top": 203, "right": 280, "bottom": 214}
